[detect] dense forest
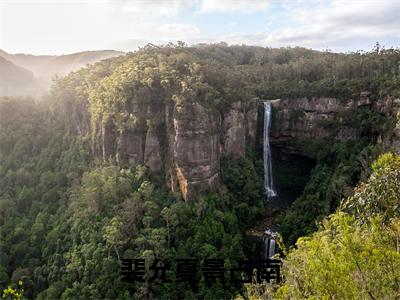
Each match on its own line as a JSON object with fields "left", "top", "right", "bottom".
{"left": 1, "top": 43, "right": 399, "bottom": 299}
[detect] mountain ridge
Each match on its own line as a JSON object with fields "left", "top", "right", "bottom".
{"left": 0, "top": 49, "right": 124, "bottom": 96}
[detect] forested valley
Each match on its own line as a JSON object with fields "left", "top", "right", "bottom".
{"left": 1, "top": 43, "right": 399, "bottom": 299}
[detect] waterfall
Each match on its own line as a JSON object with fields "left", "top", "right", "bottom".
{"left": 263, "top": 101, "right": 277, "bottom": 198}
{"left": 262, "top": 235, "right": 276, "bottom": 259}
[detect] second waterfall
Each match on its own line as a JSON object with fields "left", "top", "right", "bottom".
{"left": 263, "top": 101, "right": 277, "bottom": 198}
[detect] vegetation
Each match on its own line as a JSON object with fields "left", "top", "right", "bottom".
{"left": 241, "top": 153, "right": 400, "bottom": 299}
{"left": 50, "top": 43, "right": 400, "bottom": 136}
{"left": 1, "top": 44, "right": 400, "bottom": 298}
{"left": 0, "top": 96, "right": 267, "bottom": 298}
{"left": 278, "top": 106, "right": 394, "bottom": 245}
{"left": 276, "top": 152, "right": 400, "bottom": 299}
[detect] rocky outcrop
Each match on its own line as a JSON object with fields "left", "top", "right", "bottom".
{"left": 269, "top": 93, "right": 400, "bottom": 156}
{"left": 270, "top": 97, "right": 353, "bottom": 146}
{"left": 58, "top": 81, "right": 400, "bottom": 201}
{"left": 60, "top": 87, "right": 400, "bottom": 200}
{"left": 144, "top": 128, "right": 162, "bottom": 171}
{"left": 377, "top": 97, "right": 400, "bottom": 154}
{"left": 245, "top": 99, "right": 259, "bottom": 150}
{"left": 223, "top": 101, "right": 246, "bottom": 157}
{"left": 222, "top": 99, "right": 260, "bottom": 157}
{"left": 86, "top": 98, "right": 259, "bottom": 201}
{"left": 170, "top": 102, "right": 220, "bottom": 200}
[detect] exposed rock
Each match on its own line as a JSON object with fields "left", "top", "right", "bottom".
{"left": 161, "top": 98, "right": 258, "bottom": 200}
{"left": 335, "top": 128, "right": 359, "bottom": 142}
{"left": 245, "top": 98, "right": 259, "bottom": 151}
{"left": 222, "top": 98, "right": 259, "bottom": 157}
{"left": 223, "top": 101, "right": 246, "bottom": 157}
{"left": 102, "top": 122, "right": 118, "bottom": 161}
{"left": 99, "top": 92, "right": 164, "bottom": 169}
{"left": 390, "top": 98, "right": 400, "bottom": 154}
{"left": 63, "top": 90, "right": 400, "bottom": 200}
{"left": 89, "top": 92, "right": 399, "bottom": 199}
{"left": 269, "top": 94, "right": 398, "bottom": 156}
{"left": 269, "top": 97, "right": 344, "bottom": 155}
{"left": 171, "top": 102, "right": 220, "bottom": 201}
{"left": 144, "top": 128, "right": 162, "bottom": 171}
{"left": 373, "top": 96, "right": 393, "bottom": 115}
{"left": 357, "top": 91, "right": 372, "bottom": 107}
{"left": 118, "top": 129, "right": 145, "bottom": 167}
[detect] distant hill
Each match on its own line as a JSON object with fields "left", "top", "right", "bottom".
{"left": 0, "top": 49, "right": 124, "bottom": 96}
{"left": 0, "top": 56, "right": 39, "bottom": 96}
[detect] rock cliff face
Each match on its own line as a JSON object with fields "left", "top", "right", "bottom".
{"left": 269, "top": 93, "right": 400, "bottom": 156}
{"left": 87, "top": 98, "right": 260, "bottom": 200}
{"left": 63, "top": 91, "right": 399, "bottom": 200}
{"left": 382, "top": 98, "right": 400, "bottom": 153}
{"left": 169, "top": 102, "right": 220, "bottom": 200}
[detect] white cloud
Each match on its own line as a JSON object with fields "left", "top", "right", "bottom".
{"left": 263, "top": 0, "right": 400, "bottom": 51}
{"left": 2, "top": 0, "right": 400, "bottom": 54}
{"left": 118, "top": 0, "right": 198, "bottom": 17}
{"left": 200, "top": 0, "right": 270, "bottom": 13}
{"left": 220, "top": 33, "right": 267, "bottom": 45}
{"left": 158, "top": 23, "right": 200, "bottom": 36}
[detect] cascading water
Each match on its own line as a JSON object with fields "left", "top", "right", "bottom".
{"left": 262, "top": 104, "right": 278, "bottom": 259}
{"left": 263, "top": 101, "right": 277, "bottom": 198}
{"left": 262, "top": 232, "right": 276, "bottom": 259}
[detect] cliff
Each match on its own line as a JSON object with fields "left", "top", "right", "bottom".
{"left": 89, "top": 98, "right": 259, "bottom": 201}
{"left": 47, "top": 45, "right": 400, "bottom": 202}
{"left": 59, "top": 90, "right": 399, "bottom": 201}
{"left": 270, "top": 93, "right": 400, "bottom": 156}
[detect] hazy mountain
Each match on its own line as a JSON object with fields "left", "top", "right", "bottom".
{"left": 0, "top": 56, "right": 39, "bottom": 96}
{"left": 0, "top": 49, "right": 124, "bottom": 96}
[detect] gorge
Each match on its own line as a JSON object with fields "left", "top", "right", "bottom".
{"left": 2, "top": 44, "right": 400, "bottom": 299}
{"left": 48, "top": 45, "right": 400, "bottom": 205}
{"left": 60, "top": 92, "right": 400, "bottom": 202}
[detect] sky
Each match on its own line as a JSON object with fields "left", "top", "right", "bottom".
{"left": 1, "top": 0, "right": 400, "bottom": 55}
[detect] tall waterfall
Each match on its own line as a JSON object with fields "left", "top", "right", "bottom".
{"left": 263, "top": 101, "right": 277, "bottom": 198}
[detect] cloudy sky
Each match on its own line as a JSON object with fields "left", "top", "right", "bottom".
{"left": 1, "top": 0, "right": 399, "bottom": 55}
